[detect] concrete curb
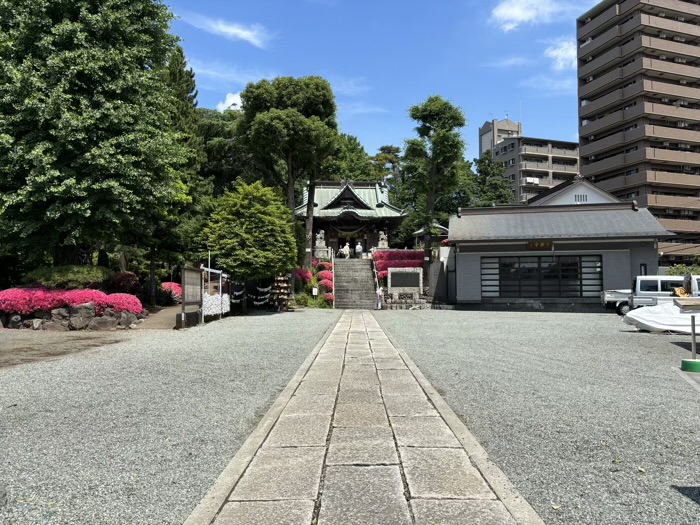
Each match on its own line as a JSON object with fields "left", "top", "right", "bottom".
{"left": 182, "top": 314, "right": 341, "bottom": 525}
{"left": 379, "top": 320, "right": 545, "bottom": 525}
{"left": 673, "top": 367, "right": 700, "bottom": 394}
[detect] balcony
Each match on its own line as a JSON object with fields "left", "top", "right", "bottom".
{"left": 638, "top": 194, "right": 700, "bottom": 210}
{"left": 596, "top": 170, "right": 700, "bottom": 192}
{"left": 658, "top": 218, "right": 700, "bottom": 233}
{"left": 551, "top": 147, "right": 578, "bottom": 157}
{"left": 519, "top": 161, "right": 550, "bottom": 171}
{"left": 551, "top": 164, "right": 579, "bottom": 173}
{"left": 520, "top": 145, "right": 550, "bottom": 155}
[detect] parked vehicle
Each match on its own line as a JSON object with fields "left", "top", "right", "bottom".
{"left": 629, "top": 274, "right": 700, "bottom": 309}
{"left": 601, "top": 289, "right": 633, "bottom": 315}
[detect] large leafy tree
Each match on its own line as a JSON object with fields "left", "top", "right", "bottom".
{"left": 202, "top": 181, "right": 297, "bottom": 282}
{"left": 402, "top": 96, "right": 466, "bottom": 286}
{"left": 322, "top": 134, "right": 376, "bottom": 182}
{"left": 0, "top": 0, "right": 186, "bottom": 264}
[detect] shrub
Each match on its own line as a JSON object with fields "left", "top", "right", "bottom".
{"left": 295, "top": 268, "right": 313, "bottom": 284}
{"left": 317, "top": 270, "right": 334, "bottom": 282}
{"left": 107, "top": 293, "right": 143, "bottom": 315}
{"left": 295, "top": 293, "right": 311, "bottom": 306}
{"left": 324, "top": 293, "right": 334, "bottom": 305}
{"left": 372, "top": 250, "right": 423, "bottom": 264}
{"left": 63, "top": 290, "right": 109, "bottom": 314}
{"left": 375, "top": 259, "right": 423, "bottom": 273}
{"left": 105, "top": 271, "right": 142, "bottom": 295}
{"left": 23, "top": 265, "right": 113, "bottom": 289}
{"left": 377, "top": 271, "right": 388, "bottom": 282}
{"left": 318, "top": 279, "right": 333, "bottom": 292}
{"left": 161, "top": 282, "right": 182, "bottom": 302}
{"left": 316, "top": 261, "right": 333, "bottom": 271}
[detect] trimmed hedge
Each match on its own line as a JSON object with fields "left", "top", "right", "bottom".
{"left": 0, "top": 288, "right": 142, "bottom": 316}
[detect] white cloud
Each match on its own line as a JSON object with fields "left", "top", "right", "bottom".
{"left": 184, "top": 13, "right": 271, "bottom": 48}
{"left": 489, "top": 56, "right": 534, "bottom": 68}
{"left": 339, "top": 102, "right": 388, "bottom": 116}
{"left": 521, "top": 74, "right": 576, "bottom": 95}
{"left": 189, "top": 59, "right": 276, "bottom": 91}
{"left": 544, "top": 39, "right": 577, "bottom": 70}
{"left": 216, "top": 92, "right": 242, "bottom": 112}
{"left": 490, "top": 0, "right": 596, "bottom": 32}
{"left": 330, "top": 77, "right": 370, "bottom": 97}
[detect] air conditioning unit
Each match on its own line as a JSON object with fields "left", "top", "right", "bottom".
{"left": 659, "top": 32, "right": 668, "bottom": 39}
{"left": 587, "top": 76, "right": 594, "bottom": 82}
{"left": 678, "top": 121, "right": 689, "bottom": 128}
{"left": 675, "top": 57, "right": 687, "bottom": 64}
{"left": 679, "top": 143, "right": 691, "bottom": 149}
{"left": 677, "top": 100, "right": 690, "bottom": 106}
{"left": 661, "top": 97, "right": 670, "bottom": 103}
{"left": 680, "top": 79, "right": 688, "bottom": 85}
{"left": 659, "top": 12, "right": 666, "bottom": 17}
{"left": 659, "top": 54, "right": 667, "bottom": 60}
{"left": 673, "top": 36, "right": 686, "bottom": 43}
{"left": 678, "top": 16, "right": 686, "bottom": 22}
{"left": 662, "top": 141, "right": 671, "bottom": 147}
{"left": 681, "top": 209, "right": 694, "bottom": 216}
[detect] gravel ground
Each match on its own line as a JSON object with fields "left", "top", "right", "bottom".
{"left": 0, "top": 309, "right": 341, "bottom": 525}
{"left": 373, "top": 310, "right": 700, "bottom": 525}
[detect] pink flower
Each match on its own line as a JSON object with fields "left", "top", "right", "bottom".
{"left": 317, "top": 270, "right": 334, "bottom": 282}
{"left": 319, "top": 279, "right": 333, "bottom": 292}
{"left": 162, "top": 282, "right": 182, "bottom": 301}
{"left": 324, "top": 293, "right": 335, "bottom": 304}
{"left": 106, "top": 293, "right": 143, "bottom": 315}
{"left": 295, "top": 268, "right": 313, "bottom": 284}
{"left": 316, "top": 261, "right": 333, "bottom": 271}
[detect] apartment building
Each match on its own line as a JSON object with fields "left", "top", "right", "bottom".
{"left": 577, "top": 0, "right": 700, "bottom": 263}
{"left": 493, "top": 137, "right": 580, "bottom": 203}
{"left": 478, "top": 118, "right": 522, "bottom": 156}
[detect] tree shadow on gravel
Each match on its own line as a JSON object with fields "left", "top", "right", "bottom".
{"left": 671, "top": 341, "right": 699, "bottom": 354}
{"left": 672, "top": 485, "right": 700, "bottom": 506}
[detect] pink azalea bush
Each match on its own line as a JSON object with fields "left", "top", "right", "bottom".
{"left": 295, "top": 268, "right": 313, "bottom": 284}
{"left": 312, "top": 257, "right": 319, "bottom": 268}
{"left": 0, "top": 288, "right": 142, "bottom": 316}
{"left": 324, "top": 293, "right": 334, "bottom": 304}
{"left": 317, "top": 270, "right": 334, "bottom": 282}
{"left": 316, "top": 261, "right": 333, "bottom": 271}
{"left": 161, "top": 282, "right": 182, "bottom": 301}
{"left": 372, "top": 250, "right": 423, "bottom": 263}
{"left": 377, "top": 271, "right": 388, "bottom": 282}
{"left": 318, "top": 279, "right": 333, "bottom": 292}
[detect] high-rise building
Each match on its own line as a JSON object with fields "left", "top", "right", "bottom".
{"left": 577, "top": 0, "right": 700, "bottom": 263}
{"left": 493, "top": 136, "right": 579, "bottom": 203}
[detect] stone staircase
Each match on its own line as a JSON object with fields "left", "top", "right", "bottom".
{"left": 334, "top": 259, "right": 376, "bottom": 309}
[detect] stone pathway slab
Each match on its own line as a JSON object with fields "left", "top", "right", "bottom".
{"left": 215, "top": 500, "right": 314, "bottom": 525}
{"left": 411, "top": 500, "right": 518, "bottom": 525}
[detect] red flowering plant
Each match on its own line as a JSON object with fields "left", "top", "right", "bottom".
{"left": 316, "top": 261, "right": 333, "bottom": 271}
{"left": 324, "top": 293, "right": 335, "bottom": 304}
{"left": 312, "top": 257, "right": 319, "bottom": 268}
{"left": 317, "top": 270, "right": 334, "bottom": 282}
{"left": 295, "top": 268, "right": 313, "bottom": 284}
{"left": 161, "top": 282, "right": 182, "bottom": 302}
{"left": 318, "top": 279, "right": 333, "bottom": 292}
{"left": 0, "top": 288, "right": 142, "bottom": 317}
{"left": 106, "top": 293, "right": 143, "bottom": 315}
{"left": 63, "top": 290, "right": 110, "bottom": 315}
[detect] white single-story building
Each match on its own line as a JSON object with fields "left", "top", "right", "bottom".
{"left": 443, "top": 178, "right": 672, "bottom": 305}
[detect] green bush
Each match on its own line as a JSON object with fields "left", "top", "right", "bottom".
{"left": 23, "top": 265, "right": 113, "bottom": 289}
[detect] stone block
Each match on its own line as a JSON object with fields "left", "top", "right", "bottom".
{"left": 391, "top": 417, "right": 460, "bottom": 448}
{"left": 384, "top": 395, "right": 437, "bottom": 417}
{"left": 42, "top": 321, "right": 69, "bottom": 331}
{"left": 295, "top": 380, "right": 338, "bottom": 396}
{"left": 264, "top": 414, "right": 331, "bottom": 447}
{"left": 327, "top": 427, "right": 398, "bottom": 465}
{"left": 333, "top": 402, "right": 388, "bottom": 428}
{"left": 118, "top": 311, "right": 137, "bottom": 328}
{"left": 50, "top": 308, "right": 69, "bottom": 322}
{"left": 373, "top": 358, "right": 406, "bottom": 370}
{"left": 215, "top": 500, "right": 315, "bottom": 525}
{"left": 283, "top": 395, "right": 336, "bottom": 416}
{"left": 337, "top": 386, "right": 382, "bottom": 404}
{"left": 31, "top": 319, "right": 43, "bottom": 330}
{"left": 87, "top": 316, "right": 118, "bottom": 331}
{"left": 230, "top": 447, "right": 325, "bottom": 501}
{"left": 318, "top": 466, "right": 412, "bottom": 525}
{"left": 69, "top": 302, "right": 96, "bottom": 330}
{"left": 411, "top": 500, "right": 516, "bottom": 525}
{"left": 8, "top": 314, "right": 22, "bottom": 329}
{"left": 401, "top": 448, "right": 495, "bottom": 499}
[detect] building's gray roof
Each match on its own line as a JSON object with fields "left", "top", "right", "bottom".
{"left": 295, "top": 181, "right": 405, "bottom": 220}
{"left": 448, "top": 203, "right": 673, "bottom": 242}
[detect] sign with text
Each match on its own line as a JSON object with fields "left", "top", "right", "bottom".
{"left": 527, "top": 240, "right": 553, "bottom": 250}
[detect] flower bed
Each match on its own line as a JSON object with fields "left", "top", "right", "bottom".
{"left": 324, "top": 293, "right": 334, "bottom": 305}
{"left": 316, "top": 261, "right": 333, "bottom": 271}
{"left": 0, "top": 288, "right": 142, "bottom": 317}
{"left": 295, "top": 268, "right": 313, "bottom": 284}
{"left": 318, "top": 279, "right": 333, "bottom": 293}
{"left": 373, "top": 250, "right": 424, "bottom": 284}
{"left": 317, "top": 270, "right": 334, "bottom": 282}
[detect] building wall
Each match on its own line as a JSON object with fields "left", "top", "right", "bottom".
{"left": 478, "top": 119, "right": 522, "bottom": 157}
{"left": 577, "top": 0, "right": 700, "bottom": 259}
{"left": 450, "top": 240, "right": 658, "bottom": 302}
{"left": 493, "top": 137, "right": 580, "bottom": 203}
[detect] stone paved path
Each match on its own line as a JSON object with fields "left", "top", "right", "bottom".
{"left": 189, "top": 311, "right": 542, "bottom": 525}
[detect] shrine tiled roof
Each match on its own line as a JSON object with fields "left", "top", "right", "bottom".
{"left": 295, "top": 181, "right": 406, "bottom": 220}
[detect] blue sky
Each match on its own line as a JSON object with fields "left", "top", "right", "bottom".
{"left": 167, "top": 0, "right": 600, "bottom": 159}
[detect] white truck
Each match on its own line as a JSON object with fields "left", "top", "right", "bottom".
{"left": 602, "top": 274, "right": 700, "bottom": 315}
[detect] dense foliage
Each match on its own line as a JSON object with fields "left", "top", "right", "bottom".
{"left": 23, "top": 265, "right": 112, "bottom": 289}
{"left": 0, "top": 288, "right": 142, "bottom": 316}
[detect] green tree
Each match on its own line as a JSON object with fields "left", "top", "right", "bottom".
{"left": 471, "top": 151, "right": 513, "bottom": 206}
{"left": 371, "top": 145, "right": 403, "bottom": 187}
{"left": 322, "top": 134, "right": 375, "bottom": 182}
{"left": 402, "top": 96, "right": 466, "bottom": 286}
{"left": 240, "top": 76, "right": 338, "bottom": 211}
{"left": 0, "top": 0, "right": 186, "bottom": 264}
{"left": 202, "top": 181, "right": 297, "bottom": 282}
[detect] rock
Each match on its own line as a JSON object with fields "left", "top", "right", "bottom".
{"left": 69, "top": 302, "right": 95, "bottom": 330}
{"left": 22, "top": 319, "right": 33, "bottom": 329}
{"left": 8, "top": 314, "right": 22, "bottom": 329}
{"left": 87, "top": 316, "right": 117, "bottom": 331}
{"left": 0, "top": 315, "right": 5, "bottom": 328}
{"left": 43, "top": 321, "right": 69, "bottom": 331}
{"left": 129, "top": 323, "right": 138, "bottom": 329}
{"left": 116, "top": 325, "right": 126, "bottom": 330}
{"left": 118, "top": 311, "right": 137, "bottom": 328}
{"left": 51, "top": 308, "right": 69, "bottom": 323}
{"left": 33, "top": 310, "right": 51, "bottom": 320}
{"left": 102, "top": 308, "right": 116, "bottom": 318}
{"left": 32, "top": 319, "right": 43, "bottom": 330}
{"left": 140, "top": 309, "right": 150, "bottom": 318}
